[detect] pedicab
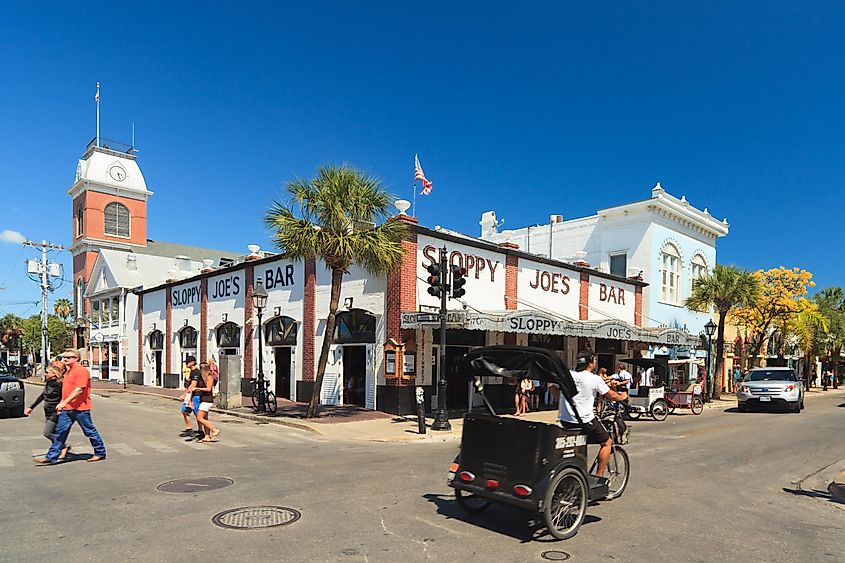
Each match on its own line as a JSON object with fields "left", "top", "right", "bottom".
{"left": 446, "top": 346, "right": 630, "bottom": 541}
{"left": 619, "top": 357, "right": 670, "bottom": 421}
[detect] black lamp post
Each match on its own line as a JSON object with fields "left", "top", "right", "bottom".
{"left": 252, "top": 282, "right": 268, "bottom": 411}
{"left": 704, "top": 319, "right": 717, "bottom": 402}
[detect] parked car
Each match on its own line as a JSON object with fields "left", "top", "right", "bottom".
{"left": 0, "top": 361, "right": 26, "bottom": 417}
{"left": 736, "top": 367, "right": 803, "bottom": 413}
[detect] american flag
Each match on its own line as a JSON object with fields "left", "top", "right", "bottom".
{"left": 415, "top": 154, "right": 432, "bottom": 195}
{"left": 95, "top": 83, "right": 100, "bottom": 103}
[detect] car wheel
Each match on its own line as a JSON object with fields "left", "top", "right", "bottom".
{"left": 10, "top": 406, "right": 24, "bottom": 418}
{"left": 791, "top": 402, "right": 801, "bottom": 413}
{"left": 737, "top": 402, "right": 747, "bottom": 413}
{"left": 800, "top": 400, "right": 805, "bottom": 410}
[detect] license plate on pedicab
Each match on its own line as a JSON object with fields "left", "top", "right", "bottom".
{"left": 760, "top": 396, "right": 771, "bottom": 402}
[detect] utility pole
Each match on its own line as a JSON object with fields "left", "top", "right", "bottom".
{"left": 24, "top": 240, "right": 64, "bottom": 377}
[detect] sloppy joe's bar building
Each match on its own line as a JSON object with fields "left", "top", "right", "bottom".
{"left": 128, "top": 214, "right": 695, "bottom": 415}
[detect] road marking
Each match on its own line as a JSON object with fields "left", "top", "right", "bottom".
{"left": 215, "top": 440, "right": 247, "bottom": 448}
{"left": 0, "top": 435, "right": 44, "bottom": 442}
{"left": 111, "top": 443, "right": 142, "bottom": 456}
{"left": 144, "top": 441, "right": 178, "bottom": 453}
{"left": 0, "top": 453, "right": 13, "bottom": 467}
{"left": 32, "top": 449, "right": 46, "bottom": 458}
{"left": 179, "top": 440, "right": 210, "bottom": 450}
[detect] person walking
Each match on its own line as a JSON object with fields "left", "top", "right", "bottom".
{"left": 35, "top": 349, "right": 106, "bottom": 465}
{"left": 178, "top": 356, "right": 203, "bottom": 438}
{"left": 193, "top": 363, "right": 220, "bottom": 443}
{"left": 25, "top": 364, "right": 71, "bottom": 460}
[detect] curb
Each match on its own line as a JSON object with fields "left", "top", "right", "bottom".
{"left": 829, "top": 481, "right": 845, "bottom": 504}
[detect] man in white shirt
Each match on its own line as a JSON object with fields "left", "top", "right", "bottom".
{"left": 641, "top": 366, "right": 654, "bottom": 387}
{"left": 559, "top": 350, "right": 628, "bottom": 477}
{"left": 613, "top": 363, "right": 633, "bottom": 388}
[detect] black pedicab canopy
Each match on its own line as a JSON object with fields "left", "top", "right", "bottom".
{"left": 461, "top": 345, "right": 579, "bottom": 405}
{"left": 618, "top": 357, "right": 670, "bottom": 386}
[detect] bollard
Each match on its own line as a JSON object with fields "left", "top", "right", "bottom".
{"left": 416, "top": 386, "right": 426, "bottom": 435}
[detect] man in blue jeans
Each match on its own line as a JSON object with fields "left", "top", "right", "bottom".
{"left": 36, "top": 348, "right": 106, "bottom": 465}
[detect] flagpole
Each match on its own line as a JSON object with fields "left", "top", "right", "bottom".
{"left": 96, "top": 82, "right": 100, "bottom": 147}
{"left": 413, "top": 179, "right": 417, "bottom": 218}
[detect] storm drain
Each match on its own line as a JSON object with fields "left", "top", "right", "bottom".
{"left": 157, "top": 477, "right": 234, "bottom": 493}
{"left": 541, "top": 551, "right": 571, "bottom": 561}
{"left": 212, "top": 506, "right": 301, "bottom": 530}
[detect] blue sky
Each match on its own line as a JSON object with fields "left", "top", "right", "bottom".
{"left": 1, "top": 1, "right": 841, "bottom": 317}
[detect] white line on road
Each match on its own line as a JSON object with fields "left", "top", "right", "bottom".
{"left": 179, "top": 440, "right": 210, "bottom": 451}
{"left": 0, "top": 453, "right": 13, "bottom": 467}
{"left": 111, "top": 443, "right": 142, "bottom": 456}
{"left": 144, "top": 441, "right": 178, "bottom": 453}
{"left": 32, "top": 449, "right": 45, "bottom": 458}
{"left": 0, "top": 435, "right": 45, "bottom": 442}
{"left": 215, "top": 440, "right": 247, "bottom": 448}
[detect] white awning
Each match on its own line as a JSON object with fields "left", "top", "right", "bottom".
{"left": 400, "top": 309, "right": 698, "bottom": 346}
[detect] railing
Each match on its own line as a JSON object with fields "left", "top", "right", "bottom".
{"left": 86, "top": 137, "right": 137, "bottom": 155}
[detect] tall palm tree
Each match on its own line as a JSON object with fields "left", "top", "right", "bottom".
{"left": 53, "top": 298, "right": 72, "bottom": 321}
{"left": 265, "top": 164, "right": 407, "bottom": 418}
{"left": 685, "top": 265, "right": 760, "bottom": 400}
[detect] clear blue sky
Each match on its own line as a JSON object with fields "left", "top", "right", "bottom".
{"left": 1, "top": 1, "right": 841, "bottom": 317}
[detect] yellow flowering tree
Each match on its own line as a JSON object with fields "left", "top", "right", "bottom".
{"left": 730, "top": 267, "right": 816, "bottom": 367}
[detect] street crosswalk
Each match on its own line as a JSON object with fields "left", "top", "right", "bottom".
{"left": 0, "top": 426, "right": 324, "bottom": 466}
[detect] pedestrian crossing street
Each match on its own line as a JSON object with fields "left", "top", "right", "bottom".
{"left": 0, "top": 425, "right": 324, "bottom": 467}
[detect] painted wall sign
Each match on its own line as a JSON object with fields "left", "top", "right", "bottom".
{"left": 263, "top": 264, "right": 295, "bottom": 290}
{"left": 517, "top": 259, "right": 580, "bottom": 319}
{"left": 587, "top": 275, "right": 635, "bottom": 324}
{"left": 416, "top": 235, "right": 506, "bottom": 312}
{"left": 209, "top": 274, "right": 241, "bottom": 300}
{"left": 171, "top": 284, "right": 200, "bottom": 307}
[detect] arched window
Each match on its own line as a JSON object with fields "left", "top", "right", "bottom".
{"left": 179, "top": 326, "right": 198, "bottom": 349}
{"left": 104, "top": 202, "right": 130, "bottom": 237}
{"left": 333, "top": 310, "right": 376, "bottom": 344}
{"left": 264, "top": 316, "right": 298, "bottom": 346}
{"left": 659, "top": 243, "right": 681, "bottom": 304}
{"left": 149, "top": 330, "right": 164, "bottom": 350}
{"left": 216, "top": 322, "right": 241, "bottom": 349}
{"left": 691, "top": 254, "right": 708, "bottom": 282}
{"left": 76, "top": 205, "right": 84, "bottom": 237}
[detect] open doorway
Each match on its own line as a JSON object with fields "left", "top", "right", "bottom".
{"left": 343, "top": 346, "right": 366, "bottom": 407}
{"left": 274, "top": 347, "right": 292, "bottom": 399}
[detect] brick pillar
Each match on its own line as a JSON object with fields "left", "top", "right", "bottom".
{"left": 579, "top": 272, "right": 590, "bottom": 321}
{"left": 243, "top": 265, "right": 255, "bottom": 380}
{"left": 499, "top": 242, "right": 519, "bottom": 310}
{"left": 302, "top": 257, "right": 317, "bottom": 381}
{"left": 165, "top": 287, "right": 172, "bottom": 375}
{"left": 137, "top": 294, "right": 144, "bottom": 372}
{"left": 386, "top": 215, "right": 419, "bottom": 341}
{"left": 634, "top": 285, "right": 643, "bottom": 327}
{"left": 200, "top": 278, "right": 208, "bottom": 362}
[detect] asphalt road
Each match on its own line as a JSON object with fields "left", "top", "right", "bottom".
{"left": 1, "top": 385, "right": 843, "bottom": 562}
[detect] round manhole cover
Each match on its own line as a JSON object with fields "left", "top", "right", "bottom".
{"left": 157, "top": 477, "right": 233, "bottom": 493}
{"left": 212, "top": 506, "right": 301, "bottom": 530}
{"left": 541, "top": 551, "right": 571, "bottom": 561}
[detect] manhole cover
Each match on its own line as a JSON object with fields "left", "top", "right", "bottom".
{"left": 541, "top": 551, "right": 571, "bottom": 561}
{"left": 157, "top": 477, "right": 234, "bottom": 493}
{"left": 212, "top": 506, "right": 301, "bottom": 530}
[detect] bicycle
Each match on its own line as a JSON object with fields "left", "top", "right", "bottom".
{"left": 587, "top": 407, "right": 630, "bottom": 500}
{"left": 251, "top": 379, "right": 277, "bottom": 414}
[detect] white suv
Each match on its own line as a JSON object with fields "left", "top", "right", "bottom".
{"left": 737, "top": 367, "right": 804, "bottom": 413}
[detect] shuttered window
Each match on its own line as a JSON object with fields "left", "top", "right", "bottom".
{"left": 104, "top": 202, "right": 130, "bottom": 237}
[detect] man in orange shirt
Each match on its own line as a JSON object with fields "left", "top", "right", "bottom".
{"left": 36, "top": 348, "right": 107, "bottom": 465}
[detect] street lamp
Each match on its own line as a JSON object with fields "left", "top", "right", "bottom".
{"left": 704, "top": 320, "right": 717, "bottom": 402}
{"left": 252, "top": 282, "right": 268, "bottom": 412}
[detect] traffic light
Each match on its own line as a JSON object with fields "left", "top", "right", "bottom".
{"left": 451, "top": 265, "right": 467, "bottom": 299}
{"left": 426, "top": 263, "right": 442, "bottom": 297}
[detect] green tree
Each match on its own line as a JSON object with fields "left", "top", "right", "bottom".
{"left": 53, "top": 298, "right": 72, "bottom": 321}
{"left": 19, "top": 314, "right": 74, "bottom": 362}
{"left": 266, "top": 164, "right": 407, "bottom": 417}
{"left": 813, "top": 287, "right": 845, "bottom": 369}
{"left": 0, "top": 314, "right": 24, "bottom": 351}
{"left": 685, "top": 265, "right": 760, "bottom": 400}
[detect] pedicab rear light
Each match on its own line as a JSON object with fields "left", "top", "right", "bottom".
{"left": 513, "top": 484, "right": 533, "bottom": 497}
{"left": 485, "top": 479, "right": 500, "bottom": 489}
{"left": 458, "top": 471, "right": 475, "bottom": 483}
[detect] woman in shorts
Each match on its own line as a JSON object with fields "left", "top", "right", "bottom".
{"left": 194, "top": 363, "right": 220, "bottom": 443}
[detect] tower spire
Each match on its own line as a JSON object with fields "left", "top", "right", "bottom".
{"left": 95, "top": 82, "right": 101, "bottom": 147}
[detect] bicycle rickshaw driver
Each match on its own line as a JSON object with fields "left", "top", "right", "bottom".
{"left": 559, "top": 350, "right": 628, "bottom": 478}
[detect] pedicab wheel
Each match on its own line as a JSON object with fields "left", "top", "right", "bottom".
{"left": 455, "top": 489, "right": 491, "bottom": 514}
{"left": 650, "top": 399, "right": 669, "bottom": 421}
{"left": 604, "top": 446, "right": 630, "bottom": 500}
{"left": 543, "top": 468, "right": 588, "bottom": 540}
{"left": 627, "top": 411, "right": 641, "bottom": 420}
{"left": 691, "top": 397, "right": 704, "bottom": 415}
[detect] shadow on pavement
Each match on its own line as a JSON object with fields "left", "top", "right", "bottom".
{"left": 423, "top": 493, "right": 601, "bottom": 543}
{"left": 783, "top": 487, "right": 845, "bottom": 505}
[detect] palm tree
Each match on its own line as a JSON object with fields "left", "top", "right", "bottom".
{"left": 685, "top": 265, "right": 760, "bottom": 400}
{"left": 265, "top": 164, "right": 407, "bottom": 417}
{"left": 53, "top": 298, "right": 72, "bottom": 321}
